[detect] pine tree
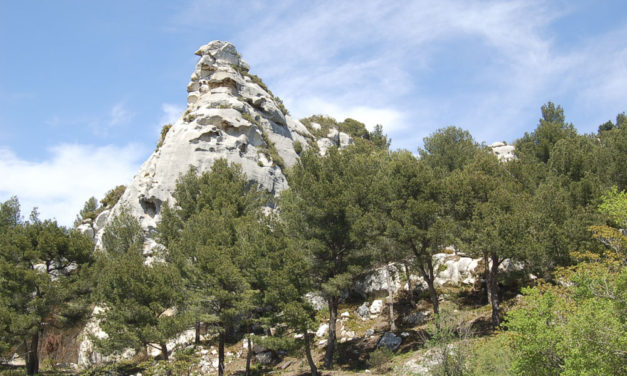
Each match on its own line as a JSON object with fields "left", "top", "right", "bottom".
{"left": 158, "top": 160, "right": 266, "bottom": 376}
{"left": 0, "top": 197, "right": 94, "bottom": 375}
{"left": 95, "top": 208, "right": 188, "bottom": 361}
{"left": 280, "top": 144, "right": 377, "bottom": 368}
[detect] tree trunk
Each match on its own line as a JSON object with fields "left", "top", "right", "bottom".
{"left": 487, "top": 254, "right": 501, "bottom": 328}
{"left": 161, "top": 342, "right": 169, "bottom": 361}
{"left": 411, "top": 243, "right": 438, "bottom": 315}
{"left": 246, "top": 335, "right": 252, "bottom": 376}
{"left": 324, "top": 296, "right": 338, "bottom": 369}
{"left": 304, "top": 331, "right": 318, "bottom": 376}
{"left": 25, "top": 332, "right": 39, "bottom": 376}
{"left": 386, "top": 263, "right": 397, "bottom": 331}
{"left": 483, "top": 253, "right": 490, "bottom": 305}
{"left": 417, "top": 257, "right": 439, "bottom": 316}
{"left": 218, "top": 332, "right": 225, "bottom": 376}
{"left": 195, "top": 320, "right": 201, "bottom": 344}
{"left": 404, "top": 261, "right": 415, "bottom": 307}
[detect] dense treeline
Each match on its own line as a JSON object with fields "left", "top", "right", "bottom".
{"left": 0, "top": 102, "right": 625, "bottom": 375}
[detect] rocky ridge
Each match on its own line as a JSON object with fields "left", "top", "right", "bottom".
{"left": 85, "top": 41, "right": 354, "bottom": 254}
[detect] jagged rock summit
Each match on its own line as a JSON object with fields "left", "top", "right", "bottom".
{"left": 92, "top": 41, "right": 327, "bottom": 248}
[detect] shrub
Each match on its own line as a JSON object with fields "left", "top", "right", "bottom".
{"left": 100, "top": 185, "right": 126, "bottom": 209}
{"left": 368, "top": 347, "right": 394, "bottom": 373}
{"left": 293, "top": 141, "right": 303, "bottom": 155}
{"left": 467, "top": 334, "right": 514, "bottom": 376}
{"left": 274, "top": 96, "right": 290, "bottom": 116}
{"left": 156, "top": 124, "right": 172, "bottom": 150}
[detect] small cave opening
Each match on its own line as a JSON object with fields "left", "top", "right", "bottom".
{"left": 139, "top": 197, "right": 162, "bottom": 218}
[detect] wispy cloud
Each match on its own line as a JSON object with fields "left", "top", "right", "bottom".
{"left": 109, "top": 102, "right": 133, "bottom": 127}
{"left": 170, "top": 0, "right": 626, "bottom": 148}
{"left": 45, "top": 101, "right": 135, "bottom": 137}
{"left": 160, "top": 103, "right": 183, "bottom": 126}
{"left": 0, "top": 144, "right": 146, "bottom": 226}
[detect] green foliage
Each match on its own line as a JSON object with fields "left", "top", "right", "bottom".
{"left": 95, "top": 208, "right": 188, "bottom": 357}
{"left": 369, "top": 124, "right": 391, "bottom": 150}
{"left": 0, "top": 197, "right": 94, "bottom": 374}
{"left": 102, "top": 207, "right": 145, "bottom": 255}
{"left": 515, "top": 102, "right": 577, "bottom": 164}
{"left": 0, "top": 196, "right": 21, "bottom": 229}
{"left": 426, "top": 310, "right": 472, "bottom": 376}
{"left": 467, "top": 334, "right": 514, "bottom": 376}
{"left": 293, "top": 140, "right": 303, "bottom": 155}
{"left": 77, "top": 197, "right": 98, "bottom": 222}
{"left": 367, "top": 347, "right": 394, "bottom": 373}
{"left": 505, "top": 257, "right": 626, "bottom": 376}
{"left": 74, "top": 186, "right": 126, "bottom": 227}
{"left": 100, "top": 185, "right": 126, "bottom": 209}
{"left": 598, "top": 186, "right": 627, "bottom": 228}
{"left": 156, "top": 124, "right": 172, "bottom": 150}
{"left": 419, "top": 126, "right": 477, "bottom": 174}
{"left": 300, "top": 115, "right": 371, "bottom": 140}
{"left": 281, "top": 143, "right": 380, "bottom": 367}
{"left": 157, "top": 160, "right": 268, "bottom": 373}
{"left": 273, "top": 95, "right": 290, "bottom": 116}
{"left": 598, "top": 113, "right": 627, "bottom": 190}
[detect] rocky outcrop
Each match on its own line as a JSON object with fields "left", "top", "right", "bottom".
{"left": 490, "top": 141, "right": 516, "bottom": 161}
{"left": 95, "top": 41, "right": 314, "bottom": 246}
{"left": 433, "top": 253, "right": 481, "bottom": 287}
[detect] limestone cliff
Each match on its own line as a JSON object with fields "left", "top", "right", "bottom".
{"left": 89, "top": 41, "right": 353, "bottom": 253}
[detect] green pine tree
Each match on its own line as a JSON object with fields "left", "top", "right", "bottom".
{"left": 0, "top": 197, "right": 94, "bottom": 375}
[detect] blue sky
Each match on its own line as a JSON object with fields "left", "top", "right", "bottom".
{"left": 1, "top": 0, "right": 626, "bottom": 225}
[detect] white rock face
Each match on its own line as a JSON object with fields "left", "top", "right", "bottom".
{"left": 95, "top": 40, "right": 313, "bottom": 243}
{"left": 434, "top": 254, "right": 481, "bottom": 287}
{"left": 490, "top": 141, "right": 516, "bottom": 161}
{"left": 77, "top": 306, "right": 133, "bottom": 368}
{"left": 353, "top": 263, "right": 402, "bottom": 298}
{"left": 304, "top": 292, "right": 326, "bottom": 311}
{"left": 316, "top": 128, "right": 353, "bottom": 156}
{"left": 369, "top": 299, "right": 384, "bottom": 315}
{"left": 316, "top": 323, "right": 329, "bottom": 338}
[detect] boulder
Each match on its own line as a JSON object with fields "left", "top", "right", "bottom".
{"left": 356, "top": 302, "right": 370, "bottom": 319}
{"left": 490, "top": 142, "right": 516, "bottom": 161}
{"left": 77, "top": 223, "right": 94, "bottom": 240}
{"left": 255, "top": 351, "right": 274, "bottom": 365}
{"left": 316, "top": 323, "right": 329, "bottom": 338}
{"left": 353, "top": 264, "right": 402, "bottom": 299}
{"left": 402, "top": 311, "right": 430, "bottom": 326}
{"left": 369, "top": 300, "right": 384, "bottom": 315}
{"left": 377, "top": 332, "right": 402, "bottom": 351}
{"left": 304, "top": 292, "right": 326, "bottom": 311}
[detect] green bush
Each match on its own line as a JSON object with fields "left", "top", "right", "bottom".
{"left": 100, "top": 185, "right": 126, "bottom": 209}
{"left": 156, "top": 124, "right": 172, "bottom": 151}
{"left": 368, "top": 347, "right": 394, "bottom": 373}
{"left": 293, "top": 141, "right": 303, "bottom": 155}
{"left": 467, "top": 334, "right": 514, "bottom": 376}
{"left": 505, "top": 258, "right": 626, "bottom": 376}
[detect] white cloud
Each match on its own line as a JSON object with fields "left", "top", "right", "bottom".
{"left": 293, "top": 98, "right": 404, "bottom": 132}
{"left": 0, "top": 144, "right": 146, "bottom": 226}
{"left": 109, "top": 102, "right": 133, "bottom": 126}
{"left": 170, "top": 0, "right": 626, "bottom": 146}
{"left": 160, "top": 103, "right": 184, "bottom": 126}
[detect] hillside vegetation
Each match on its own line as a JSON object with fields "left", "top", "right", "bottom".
{"left": 1, "top": 103, "right": 625, "bottom": 375}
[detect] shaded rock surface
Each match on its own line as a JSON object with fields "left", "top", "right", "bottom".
{"left": 377, "top": 332, "right": 402, "bottom": 351}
